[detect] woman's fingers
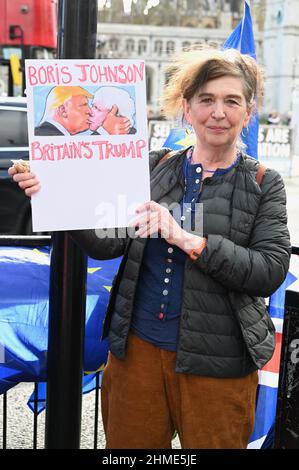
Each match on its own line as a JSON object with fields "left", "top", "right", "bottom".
{"left": 134, "top": 214, "right": 160, "bottom": 237}
{"left": 12, "top": 171, "right": 36, "bottom": 183}
{"left": 8, "top": 167, "right": 17, "bottom": 176}
{"left": 135, "top": 220, "right": 159, "bottom": 238}
{"left": 25, "top": 184, "right": 41, "bottom": 197}
{"left": 17, "top": 176, "right": 39, "bottom": 190}
{"left": 8, "top": 167, "right": 40, "bottom": 196}
{"left": 136, "top": 200, "right": 160, "bottom": 214}
{"left": 129, "top": 212, "right": 151, "bottom": 228}
{"left": 130, "top": 211, "right": 160, "bottom": 228}
{"left": 10, "top": 171, "right": 40, "bottom": 195}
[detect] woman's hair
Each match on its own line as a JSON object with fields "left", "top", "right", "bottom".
{"left": 161, "top": 46, "right": 264, "bottom": 120}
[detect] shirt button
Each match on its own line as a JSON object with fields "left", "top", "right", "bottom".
{"left": 164, "top": 278, "right": 170, "bottom": 283}
{"left": 162, "top": 289, "right": 168, "bottom": 296}
{"left": 159, "top": 312, "right": 164, "bottom": 320}
{"left": 196, "top": 167, "right": 202, "bottom": 173}
{"left": 166, "top": 268, "right": 171, "bottom": 274}
{"left": 161, "top": 303, "right": 165, "bottom": 309}
{"left": 168, "top": 247, "right": 174, "bottom": 254}
{"left": 167, "top": 258, "right": 173, "bottom": 263}
{"left": 181, "top": 215, "right": 186, "bottom": 221}
{"left": 195, "top": 179, "right": 200, "bottom": 184}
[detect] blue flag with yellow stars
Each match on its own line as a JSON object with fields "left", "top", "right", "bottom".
{"left": 223, "top": 0, "right": 258, "bottom": 158}
{"left": 0, "top": 246, "right": 121, "bottom": 404}
{"left": 163, "top": 1, "right": 258, "bottom": 159}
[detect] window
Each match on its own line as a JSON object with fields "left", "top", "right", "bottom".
{"left": 109, "top": 38, "right": 119, "bottom": 51}
{"left": 154, "top": 40, "right": 163, "bottom": 55}
{"left": 207, "top": 40, "right": 218, "bottom": 49}
{"left": 182, "top": 41, "right": 191, "bottom": 51}
{"left": 138, "top": 40, "right": 147, "bottom": 55}
{"left": 0, "top": 109, "right": 28, "bottom": 147}
{"left": 166, "top": 41, "right": 175, "bottom": 55}
{"left": 126, "top": 39, "right": 135, "bottom": 53}
{"left": 193, "top": 41, "right": 205, "bottom": 50}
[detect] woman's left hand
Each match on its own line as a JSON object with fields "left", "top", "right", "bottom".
{"left": 129, "top": 201, "right": 202, "bottom": 252}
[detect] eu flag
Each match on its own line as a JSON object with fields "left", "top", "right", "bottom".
{"left": 163, "top": 1, "right": 259, "bottom": 159}
{"left": 0, "top": 246, "right": 121, "bottom": 398}
{"left": 223, "top": 0, "right": 259, "bottom": 158}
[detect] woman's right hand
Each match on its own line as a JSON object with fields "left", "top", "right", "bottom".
{"left": 8, "top": 166, "right": 41, "bottom": 197}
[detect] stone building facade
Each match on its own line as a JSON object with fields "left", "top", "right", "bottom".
{"left": 97, "top": 1, "right": 263, "bottom": 113}
{"left": 263, "top": 0, "right": 299, "bottom": 116}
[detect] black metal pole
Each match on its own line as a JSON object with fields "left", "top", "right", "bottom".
{"left": 45, "top": 0, "right": 98, "bottom": 449}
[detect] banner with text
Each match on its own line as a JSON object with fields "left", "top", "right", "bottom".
{"left": 258, "top": 125, "right": 292, "bottom": 177}
{"left": 25, "top": 59, "right": 150, "bottom": 231}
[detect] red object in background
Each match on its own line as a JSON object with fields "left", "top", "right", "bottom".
{"left": 0, "top": 0, "right": 57, "bottom": 49}
{"left": 262, "top": 332, "right": 282, "bottom": 374}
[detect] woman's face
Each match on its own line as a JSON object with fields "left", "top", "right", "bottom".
{"left": 183, "top": 76, "right": 251, "bottom": 151}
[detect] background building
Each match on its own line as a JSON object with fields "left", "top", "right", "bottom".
{"left": 263, "top": 0, "right": 299, "bottom": 153}
{"left": 97, "top": 0, "right": 263, "bottom": 114}
{"left": 263, "top": 0, "right": 299, "bottom": 115}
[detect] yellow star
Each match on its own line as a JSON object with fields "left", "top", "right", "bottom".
{"left": 176, "top": 131, "right": 196, "bottom": 148}
{"left": 32, "top": 248, "right": 48, "bottom": 257}
{"left": 85, "top": 363, "right": 106, "bottom": 374}
{"left": 87, "top": 267, "right": 102, "bottom": 274}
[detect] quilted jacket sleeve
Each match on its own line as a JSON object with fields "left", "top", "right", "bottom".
{"left": 69, "top": 228, "right": 127, "bottom": 260}
{"left": 194, "top": 169, "right": 291, "bottom": 297}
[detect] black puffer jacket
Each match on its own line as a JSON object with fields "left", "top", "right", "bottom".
{"left": 71, "top": 147, "right": 291, "bottom": 378}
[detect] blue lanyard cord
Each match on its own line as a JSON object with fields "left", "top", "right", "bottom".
{"left": 181, "top": 149, "right": 240, "bottom": 228}
{"left": 181, "top": 149, "right": 203, "bottom": 229}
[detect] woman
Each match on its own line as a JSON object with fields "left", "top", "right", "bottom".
{"left": 9, "top": 47, "right": 291, "bottom": 449}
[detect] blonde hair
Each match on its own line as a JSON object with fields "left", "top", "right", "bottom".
{"left": 41, "top": 86, "right": 93, "bottom": 121}
{"left": 162, "top": 47, "right": 264, "bottom": 120}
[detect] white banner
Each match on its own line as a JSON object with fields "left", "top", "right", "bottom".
{"left": 25, "top": 59, "right": 150, "bottom": 231}
{"left": 258, "top": 125, "right": 292, "bottom": 177}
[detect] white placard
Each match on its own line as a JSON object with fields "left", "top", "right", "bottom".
{"left": 25, "top": 59, "right": 150, "bottom": 231}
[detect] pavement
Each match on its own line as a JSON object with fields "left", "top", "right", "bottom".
{"left": 0, "top": 382, "right": 181, "bottom": 449}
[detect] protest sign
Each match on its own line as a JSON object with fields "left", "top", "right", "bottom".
{"left": 25, "top": 59, "right": 150, "bottom": 231}
{"left": 148, "top": 120, "right": 173, "bottom": 151}
{"left": 258, "top": 125, "right": 292, "bottom": 177}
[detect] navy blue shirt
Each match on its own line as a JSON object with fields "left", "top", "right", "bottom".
{"left": 130, "top": 151, "right": 240, "bottom": 351}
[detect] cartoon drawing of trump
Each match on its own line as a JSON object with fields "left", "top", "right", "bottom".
{"left": 35, "top": 86, "right": 93, "bottom": 136}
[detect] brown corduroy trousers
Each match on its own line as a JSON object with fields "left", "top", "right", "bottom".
{"left": 101, "top": 333, "right": 258, "bottom": 449}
